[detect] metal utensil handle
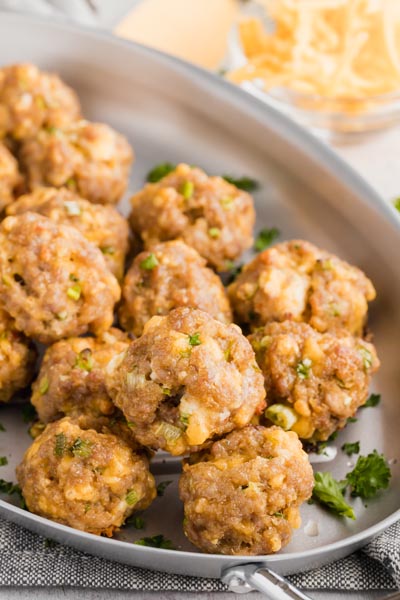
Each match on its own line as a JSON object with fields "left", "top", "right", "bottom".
{"left": 222, "top": 563, "right": 313, "bottom": 599}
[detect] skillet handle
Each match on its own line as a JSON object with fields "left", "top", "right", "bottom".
{"left": 221, "top": 563, "right": 313, "bottom": 599}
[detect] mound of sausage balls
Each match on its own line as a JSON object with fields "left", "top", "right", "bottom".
{"left": 0, "top": 63, "right": 380, "bottom": 555}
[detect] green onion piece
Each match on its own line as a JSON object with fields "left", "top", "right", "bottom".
{"left": 100, "top": 246, "right": 115, "bottom": 255}
{"left": 393, "top": 197, "right": 400, "bottom": 212}
{"left": 220, "top": 196, "right": 234, "bottom": 209}
{"left": 296, "top": 358, "right": 312, "bottom": 380}
{"left": 265, "top": 404, "right": 298, "bottom": 431}
{"left": 179, "top": 413, "right": 190, "bottom": 428}
{"left": 54, "top": 433, "right": 67, "bottom": 457}
{"left": 39, "top": 376, "right": 49, "bottom": 395}
{"left": 70, "top": 438, "right": 92, "bottom": 458}
{"left": 180, "top": 180, "right": 194, "bottom": 200}
{"left": 140, "top": 253, "right": 159, "bottom": 270}
{"left": 75, "top": 348, "right": 93, "bottom": 372}
{"left": 0, "top": 457, "right": 8, "bottom": 466}
{"left": 156, "top": 422, "right": 182, "bottom": 443}
{"left": 358, "top": 347, "right": 373, "bottom": 370}
{"left": 188, "top": 332, "right": 201, "bottom": 346}
{"left": 64, "top": 201, "right": 81, "bottom": 216}
{"left": 126, "top": 489, "right": 139, "bottom": 506}
{"left": 208, "top": 227, "right": 220, "bottom": 238}
{"left": 67, "top": 284, "right": 81, "bottom": 301}
{"left": 22, "top": 404, "right": 37, "bottom": 423}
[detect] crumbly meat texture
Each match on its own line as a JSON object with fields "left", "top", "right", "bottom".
{"left": 228, "top": 240, "right": 376, "bottom": 335}
{"left": 0, "top": 63, "right": 81, "bottom": 140}
{"left": 0, "top": 142, "right": 21, "bottom": 212}
{"left": 31, "top": 328, "right": 132, "bottom": 423}
{"left": 0, "top": 308, "right": 36, "bottom": 403}
{"left": 129, "top": 163, "right": 255, "bottom": 271}
{"left": 20, "top": 120, "right": 134, "bottom": 205}
{"left": 119, "top": 240, "right": 232, "bottom": 336}
{"left": 17, "top": 417, "right": 156, "bottom": 536}
{"left": 7, "top": 187, "right": 129, "bottom": 280}
{"left": 0, "top": 213, "right": 120, "bottom": 344}
{"left": 179, "top": 425, "right": 313, "bottom": 555}
{"left": 106, "top": 307, "right": 266, "bottom": 455}
{"left": 249, "top": 320, "right": 380, "bottom": 441}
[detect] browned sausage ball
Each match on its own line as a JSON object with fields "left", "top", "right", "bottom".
{"left": 0, "top": 63, "right": 81, "bottom": 140}
{"left": 228, "top": 240, "right": 376, "bottom": 335}
{"left": 179, "top": 425, "right": 314, "bottom": 555}
{"left": 0, "top": 308, "right": 36, "bottom": 402}
{"left": 106, "top": 307, "right": 266, "bottom": 455}
{"left": 129, "top": 163, "right": 255, "bottom": 271}
{"left": 20, "top": 120, "right": 134, "bottom": 205}
{"left": 0, "top": 213, "right": 120, "bottom": 344}
{"left": 7, "top": 187, "right": 130, "bottom": 280}
{"left": 17, "top": 417, "right": 156, "bottom": 536}
{"left": 249, "top": 320, "right": 380, "bottom": 441}
{"left": 0, "top": 141, "right": 22, "bottom": 212}
{"left": 31, "top": 328, "right": 132, "bottom": 423}
{"left": 118, "top": 240, "right": 232, "bottom": 336}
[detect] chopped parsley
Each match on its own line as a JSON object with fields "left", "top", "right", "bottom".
{"left": 313, "top": 472, "right": 355, "bottom": 519}
{"left": 146, "top": 163, "right": 176, "bottom": 182}
{"left": 126, "top": 489, "right": 139, "bottom": 506}
{"left": 346, "top": 450, "right": 391, "bottom": 499}
{"left": 22, "top": 403, "right": 37, "bottom": 423}
{"left": 296, "top": 358, "right": 312, "bottom": 380}
{"left": 71, "top": 438, "right": 93, "bottom": 459}
{"left": 134, "top": 534, "right": 174, "bottom": 549}
{"left": 54, "top": 433, "right": 67, "bottom": 457}
{"left": 362, "top": 393, "right": 381, "bottom": 409}
{"left": 0, "top": 457, "right": 8, "bottom": 466}
{"left": 157, "top": 480, "right": 173, "bottom": 497}
{"left": 273, "top": 512, "right": 284, "bottom": 518}
{"left": 223, "top": 175, "right": 259, "bottom": 192}
{"left": 0, "top": 479, "right": 23, "bottom": 499}
{"left": 75, "top": 348, "right": 93, "bottom": 372}
{"left": 180, "top": 180, "right": 194, "bottom": 200}
{"left": 188, "top": 332, "right": 201, "bottom": 347}
{"left": 127, "top": 515, "right": 145, "bottom": 529}
{"left": 341, "top": 441, "right": 360, "bottom": 456}
{"left": 254, "top": 227, "right": 280, "bottom": 252}
{"left": 67, "top": 284, "right": 81, "bottom": 301}
{"left": 347, "top": 416, "right": 358, "bottom": 424}
{"left": 140, "top": 253, "right": 159, "bottom": 270}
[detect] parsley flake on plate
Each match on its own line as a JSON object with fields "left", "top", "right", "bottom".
{"left": 254, "top": 227, "right": 280, "bottom": 252}
{"left": 134, "top": 534, "right": 174, "bottom": 549}
{"left": 146, "top": 163, "right": 176, "bottom": 183}
{"left": 362, "top": 393, "right": 381, "bottom": 408}
{"left": 313, "top": 472, "right": 355, "bottom": 519}
{"left": 157, "top": 480, "right": 173, "bottom": 497}
{"left": 346, "top": 450, "right": 391, "bottom": 499}
{"left": 341, "top": 441, "right": 360, "bottom": 456}
{"left": 223, "top": 175, "right": 259, "bottom": 192}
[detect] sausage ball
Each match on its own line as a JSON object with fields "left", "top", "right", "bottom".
{"left": 119, "top": 240, "right": 232, "bottom": 336}
{"left": 0, "top": 142, "right": 21, "bottom": 212}
{"left": 0, "top": 213, "right": 120, "bottom": 344}
{"left": 228, "top": 240, "right": 376, "bottom": 335}
{"left": 31, "top": 328, "right": 131, "bottom": 423}
{"left": 179, "top": 425, "right": 314, "bottom": 555}
{"left": 249, "top": 320, "right": 380, "bottom": 441}
{"left": 7, "top": 187, "right": 129, "bottom": 280}
{"left": 0, "top": 63, "right": 80, "bottom": 140}
{"left": 129, "top": 163, "right": 255, "bottom": 271}
{"left": 106, "top": 307, "right": 266, "bottom": 455}
{"left": 17, "top": 417, "right": 156, "bottom": 536}
{"left": 0, "top": 308, "right": 36, "bottom": 403}
{"left": 20, "top": 120, "right": 134, "bottom": 205}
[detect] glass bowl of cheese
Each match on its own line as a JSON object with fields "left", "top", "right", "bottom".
{"left": 226, "top": 0, "right": 400, "bottom": 137}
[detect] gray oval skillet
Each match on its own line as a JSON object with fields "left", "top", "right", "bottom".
{"left": 0, "top": 11, "right": 399, "bottom": 593}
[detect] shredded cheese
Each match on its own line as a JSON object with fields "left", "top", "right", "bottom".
{"left": 228, "top": 0, "right": 400, "bottom": 112}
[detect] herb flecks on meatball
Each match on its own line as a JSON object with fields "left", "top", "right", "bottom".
{"left": 17, "top": 417, "right": 156, "bottom": 536}
{"left": 106, "top": 307, "right": 266, "bottom": 455}
{"left": 129, "top": 163, "right": 255, "bottom": 271}
{"left": 7, "top": 187, "right": 129, "bottom": 280}
{"left": 228, "top": 240, "right": 376, "bottom": 335}
{"left": 249, "top": 320, "right": 380, "bottom": 441}
{"left": 0, "top": 63, "right": 81, "bottom": 140}
{"left": 31, "top": 328, "right": 132, "bottom": 423}
{"left": 0, "top": 308, "right": 36, "bottom": 403}
{"left": 0, "top": 213, "right": 120, "bottom": 344}
{"left": 119, "top": 240, "right": 232, "bottom": 336}
{"left": 179, "top": 425, "right": 313, "bottom": 555}
{"left": 20, "top": 120, "right": 133, "bottom": 205}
